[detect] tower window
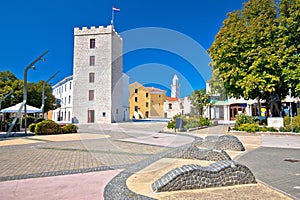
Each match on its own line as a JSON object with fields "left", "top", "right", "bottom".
{"left": 90, "top": 56, "right": 95, "bottom": 66}
{"left": 89, "top": 90, "right": 94, "bottom": 101}
{"left": 135, "top": 89, "right": 138, "bottom": 93}
{"left": 146, "top": 102, "right": 149, "bottom": 107}
{"left": 146, "top": 93, "right": 149, "bottom": 98}
{"left": 89, "top": 72, "right": 95, "bottom": 83}
{"left": 135, "top": 97, "right": 138, "bottom": 102}
{"left": 90, "top": 39, "right": 95, "bottom": 49}
{"left": 169, "top": 103, "right": 172, "bottom": 109}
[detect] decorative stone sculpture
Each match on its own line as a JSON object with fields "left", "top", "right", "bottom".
{"left": 167, "top": 146, "right": 231, "bottom": 161}
{"left": 152, "top": 160, "right": 256, "bottom": 192}
{"left": 196, "top": 135, "right": 245, "bottom": 151}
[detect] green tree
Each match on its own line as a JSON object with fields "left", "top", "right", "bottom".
{"left": 278, "top": 0, "right": 300, "bottom": 96}
{"left": 188, "top": 89, "right": 210, "bottom": 117}
{"left": 0, "top": 71, "right": 23, "bottom": 109}
{"left": 27, "top": 81, "right": 57, "bottom": 113}
{"left": 208, "top": 0, "right": 300, "bottom": 104}
{"left": 208, "top": 66, "right": 227, "bottom": 101}
{"left": 0, "top": 70, "right": 57, "bottom": 113}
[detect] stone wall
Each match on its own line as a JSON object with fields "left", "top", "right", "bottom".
{"left": 152, "top": 160, "right": 256, "bottom": 192}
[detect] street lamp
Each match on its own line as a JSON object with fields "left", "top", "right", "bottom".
{"left": 23, "top": 51, "right": 48, "bottom": 135}
{"left": 41, "top": 71, "right": 59, "bottom": 118}
{"left": 286, "top": 88, "right": 293, "bottom": 132}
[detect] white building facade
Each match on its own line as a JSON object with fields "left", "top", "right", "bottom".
{"left": 164, "top": 97, "right": 184, "bottom": 118}
{"left": 52, "top": 75, "right": 73, "bottom": 123}
{"left": 72, "top": 25, "right": 128, "bottom": 123}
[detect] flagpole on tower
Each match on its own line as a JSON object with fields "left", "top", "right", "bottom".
{"left": 111, "top": 6, "right": 120, "bottom": 27}
{"left": 111, "top": 8, "right": 114, "bottom": 26}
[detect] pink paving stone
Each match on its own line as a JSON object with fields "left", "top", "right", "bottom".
{"left": 0, "top": 170, "right": 122, "bottom": 200}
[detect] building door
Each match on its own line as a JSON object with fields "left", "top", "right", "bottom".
{"left": 88, "top": 110, "right": 95, "bottom": 123}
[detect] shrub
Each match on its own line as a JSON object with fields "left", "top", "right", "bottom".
{"left": 21, "top": 116, "right": 44, "bottom": 128}
{"left": 167, "top": 114, "right": 183, "bottom": 129}
{"left": 199, "top": 117, "right": 212, "bottom": 126}
{"left": 183, "top": 118, "right": 200, "bottom": 130}
{"left": 28, "top": 123, "right": 36, "bottom": 133}
{"left": 35, "top": 120, "right": 60, "bottom": 135}
{"left": 284, "top": 115, "right": 300, "bottom": 133}
{"left": 235, "top": 114, "right": 256, "bottom": 127}
{"left": 21, "top": 116, "right": 35, "bottom": 128}
{"left": 267, "top": 127, "right": 278, "bottom": 132}
{"left": 36, "top": 118, "right": 45, "bottom": 123}
{"left": 62, "top": 124, "right": 78, "bottom": 134}
{"left": 167, "top": 120, "right": 175, "bottom": 129}
{"left": 279, "top": 127, "right": 286, "bottom": 132}
{"left": 259, "top": 126, "right": 268, "bottom": 132}
{"left": 237, "top": 123, "right": 260, "bottom": 133}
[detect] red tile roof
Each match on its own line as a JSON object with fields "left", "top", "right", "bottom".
{"left": 165, "top": 97, "right": 178, "bottom": 102}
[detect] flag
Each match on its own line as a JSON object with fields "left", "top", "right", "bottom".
{"left": 112, "top": 6, "right": 120, "bottom": 12}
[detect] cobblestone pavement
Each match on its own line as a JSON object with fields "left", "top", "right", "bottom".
{"left": 1, "top": 123, "right": 299, "bottom": 200}
{"left": 0, "top": 123, "right": 187, "bottom": 182}
{"left": 237, "top": 147, "right": 300, "bottom": 199}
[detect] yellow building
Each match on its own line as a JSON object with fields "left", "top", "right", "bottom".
{"left": 129, "top": 82, "right": 166, "bottom": 119}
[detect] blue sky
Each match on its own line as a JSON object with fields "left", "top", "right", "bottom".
{"left": 0, "top": 0, "right": 246, "bottom": 97}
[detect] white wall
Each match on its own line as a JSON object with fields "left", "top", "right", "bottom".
{"left": 52, "top": 76, "right": 73, "bottom": 123}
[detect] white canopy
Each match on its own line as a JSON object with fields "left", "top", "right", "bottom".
{"left": 0, "top": 102, "right": 42, "bottom": 113}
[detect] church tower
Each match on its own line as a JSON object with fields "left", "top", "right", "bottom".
{"left": 171, "top": 74, "right": 180, "bottom": 98}
{"left": 72, "top": 25, "right": 126, "bottom": 123}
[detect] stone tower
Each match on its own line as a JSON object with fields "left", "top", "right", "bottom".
{"left": 72, "top": 25, "right": 125, "bottom": 123}
{"left": 171, "top": 74, "right": 180, "bottom": 98}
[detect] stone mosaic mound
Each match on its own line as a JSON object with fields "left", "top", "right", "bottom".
{"left": 196, "top": 135, "right": 245, "bottom": 151}
{"left": 151, "top": 160, "right": 256, "bottom": 192}
{"left": 167, "top": 146, "right": 231, "bottom": 161}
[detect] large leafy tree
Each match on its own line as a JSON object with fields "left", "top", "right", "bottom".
{"left": 208, "top": 0, "right": 300, "bottom": 103}
{"left": 0, "top": 70, "right": 57, "bottom": 113}
{"left": 188, "top": 89, "right": 210, "bottom": 117}
{"left": 279, "top": 0, "right": 300, "bottom": 95}
{"left": 208, "top": 66, "right": 227, "bottom": 101}
{"left": 0, "top": 71, "right": 23, "bottom": 109}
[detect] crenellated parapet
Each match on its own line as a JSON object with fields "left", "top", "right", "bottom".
{"left": 74, "top": 25, "right": 122, "bottom": 40}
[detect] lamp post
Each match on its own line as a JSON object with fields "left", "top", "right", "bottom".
{"left": 286, "top": 88, "right": 293, "bottom": 132}
{"left": 24, "top": 51, "right": 48, "bottom": 135}
{"left": 289, "top": 89, "right": 293, "bottom": 132}
{"left": 41, "top": 71, "right": 59, "bottom": 119}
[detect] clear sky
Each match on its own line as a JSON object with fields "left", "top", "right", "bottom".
{"left": 0, "top": 0, "right": 246, "bottom": 97}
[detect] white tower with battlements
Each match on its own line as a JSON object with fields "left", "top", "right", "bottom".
{"left": 171, "top": 74, "right": 180, "bottom": 98}
{"left": 72, "top": 25, "right": 128, "bottom": 123}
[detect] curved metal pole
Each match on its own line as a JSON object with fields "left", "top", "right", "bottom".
{"left": 24, "top": 50, "right": 48, "bottom": 135}
{"left": 42, "top": 71, "right": 59, "bottom": 118}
